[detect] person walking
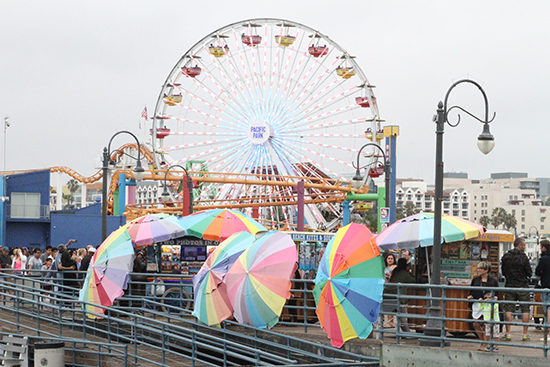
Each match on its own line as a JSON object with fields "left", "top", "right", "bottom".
{"left": 27, "top": 249, "right": 43, "bottom": 278}
{"left": 80, "top": 247, "right": 94, "bottom": 273}
{"left": 40, "top": 246, "right": 53, "bottom": 264}
{"left": 11, "top": 249, "right": 23, "bottom": 274}
{"left": 387, "top": 258, "right": 415, "bottom": 334}
{"left": 467, "top": 261, "right": 500, "bottom": 351}
{"left": 501, "top": 237, "right": 532, "bottom": 342}
{"left": 0, "top": 247, "right": 10, "bottom": 269}
{"left": 384, "top": 253, "right": 397, "bottom": 281}
{"left": 535, "top": 239, "right": 550, "bottom": 341}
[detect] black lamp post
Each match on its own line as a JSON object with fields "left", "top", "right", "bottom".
{"left": 161, "top": 164, "right": 194, "bottom": 216}
{"left": 101, "top": 131, "right": 145, "bottom": 242}
{"left": 352, "top": 143, "right": 390, "bottom": 209}
{"left": 423, "top": 79, "right": 496, "bottom": 345}
{"left": 529, "top": 225, "right": 540, "bottom": 259}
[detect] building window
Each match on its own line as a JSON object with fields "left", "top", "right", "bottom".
{"left": 10, "top": 192, "right": 41, "bottom": 218}
{"left": 522, "top": 210, "right": 525, "bottom": 215}
{"left": 521, "top": 224, "right": 525, "bottom": 230}
{"left": 521, "top": 217, "right": 525, "bottom": 222}
{"left": 542, "top": 225, "right": 545, "bottom": 230}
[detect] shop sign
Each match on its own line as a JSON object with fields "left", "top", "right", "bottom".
{"left": 442, "top": 271, "right": 471, "bottom": 278}
{"left": 290, "top": 233, "right": 334, "bottom": 242}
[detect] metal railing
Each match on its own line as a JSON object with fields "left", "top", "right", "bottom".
{"left": 5, "top": 204, "right": 50, "bottom": 219}
{"left": 0, "top": 270, "right": 378, "bottom": 366}
{"left": 8, "top": 268, "right": 550, "bottom": 360}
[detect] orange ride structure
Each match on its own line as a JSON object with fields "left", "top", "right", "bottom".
{"left": 48, "top": 141, "right": 369, "bottom": 231}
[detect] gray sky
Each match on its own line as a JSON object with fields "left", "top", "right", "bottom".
{"left": 1, "top": 0, "right": 548, "bottom": 183}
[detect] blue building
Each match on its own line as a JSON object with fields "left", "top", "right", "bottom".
{"left": 1, "top": 170, "right": 124, "bottom": 249}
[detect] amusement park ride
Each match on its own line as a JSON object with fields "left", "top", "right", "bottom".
{"left": 50, "top": 18, "right": 397, "bottom": 232}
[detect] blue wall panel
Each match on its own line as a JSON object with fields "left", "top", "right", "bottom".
{"left": 51, "top": 213, "right": 125, "bottom": 248}
{"left": 5, "top": 222, "right": 50, "bottom": 248}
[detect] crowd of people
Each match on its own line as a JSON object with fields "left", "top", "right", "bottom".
{"left": 380, "top": 237, "right": 550, "bottom": 349}
{"left": 0, "top": 240, "right": 97, "bottom": 294}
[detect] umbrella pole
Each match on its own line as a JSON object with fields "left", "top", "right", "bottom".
{"left": 424, "top": 247, "right": 431, "bottom": 284}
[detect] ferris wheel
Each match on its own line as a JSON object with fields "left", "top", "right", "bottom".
{"left": 151, "top": 18, "right": 383, "bottom": 229}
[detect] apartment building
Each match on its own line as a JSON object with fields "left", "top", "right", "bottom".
{"left": 395, "top": 179, "right": 470, "bottom": 219}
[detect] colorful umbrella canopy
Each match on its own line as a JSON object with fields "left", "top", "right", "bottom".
{"left": 313, "top": 223, "right": 385, "bottom": 348}
{"left": 179, "top": 209, "right": 267, "bottom": 242}
{"left": 375, "top": 212, "right": 486, "bottom": 250}
{"left": 79, "top": 226, "right": 135, "bottom": 318}
{"left": 225, "top": 231, "right": 297, "bottom": 329}
{"left": 193, "top": 231, "right": 255, "bottom": 327}
{"left": 126, "top": 213, "right": 186, "bottom": 247}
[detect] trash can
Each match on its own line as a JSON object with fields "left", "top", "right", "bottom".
{"left": 33, "top": 341, "right": 64, "bottom": 367}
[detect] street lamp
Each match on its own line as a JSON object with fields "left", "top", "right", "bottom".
{"left": 352, "top": 143, "right": 390, "bottom": 209}
{"left": 101, "top": 131, "right": 145, "bottom": 242}
{"left": 161, "top": 164, "right": 194, "bottom": 216}
{"left": 529, "top": 225, "right": 540, "bottom": 259}
{"left": 424, "top": 79, "right": 496, "bottom": 346}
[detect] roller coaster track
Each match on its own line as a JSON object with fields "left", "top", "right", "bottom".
{"left": 46, "top": 143, "right": 367, "bottom": 218}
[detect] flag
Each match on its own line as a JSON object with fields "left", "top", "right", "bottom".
{"left": 141, "top": 106, "right": 148, "bottom": 120}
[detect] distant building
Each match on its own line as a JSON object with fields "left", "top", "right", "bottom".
{"left": 490, "top": 172, "right": 528, "bottom": 179}
{"left": 395, "top": 179, "right": 470, "bottom": 219}
{"left": 136, "top": 181, "right": 161, "bottom": 205}
{"left": 1, "top": 170, "right": 124, "bottom": 248}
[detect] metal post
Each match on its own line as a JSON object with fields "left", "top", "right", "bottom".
{"left": 101, "top": 130, "right": 144, "bottom": 242}
{"left": 342, "top": 200, "right": 351, "bottom": 226}
{"left": 163, "top": 164, "right": 193, "bottom": 216}
{"left": 186, "top": 176, "right": 194, "bottom": 215}
{"left": 297, "top": 180, "right": 305, "bottom": 231}
{"left": 384, "top": 161, "right": 391, "bottom": 210}
{"left": 421, "top": 102, "right": 446, "bottom": 346}
{"left": 433, "top": 101, "right": 445, "bottom": 289}
{"left": 101, "top": 147, "right": 109, "bottom": 242}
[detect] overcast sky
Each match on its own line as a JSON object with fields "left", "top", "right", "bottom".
{"left": 1, "top": 1, "right": 548, "bottom": 184}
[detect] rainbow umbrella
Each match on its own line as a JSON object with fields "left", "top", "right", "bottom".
{"left": 193, "top": 232, "right": 255, "bottom": 326}
{"left": 313, "top": 223, "right": 385, "bottom": 348}
{"left": 126, "top": 213, "right": 186, "bottom": 247}
{"left": 79, "top": 226, "right": 135, "bottom": 318}
{"left": 225, "top": 231, "right": 297, "bottom": 329}
{"left": 375, "top": 212, "right": 485, "bottom": 250}
{"left": 180, "top": 209, "right": 267, "bottom": 242}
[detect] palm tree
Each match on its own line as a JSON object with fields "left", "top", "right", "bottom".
{"left": 64, "top": 179, "right": 80, "bottom": 209}
{"left": 490, "top": 207, "right": 507, "bottom": 229}
{"left": 479, "top": 215, "right": 490, "bottom": 228}
{"left": 396, "top": 201, "right": 419, "bottom": 220}
{"left": 502, "top": 213, "right": 517, "bottom": 232}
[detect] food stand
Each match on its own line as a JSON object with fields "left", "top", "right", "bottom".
{"left": 442, "top": 230, "right": 514, "bottom": 334}
{"left": 143, "top": 236, "right": 219, "bottom": 310}
{"left": 408, "top": 230, "right": 514, "bottom": 334}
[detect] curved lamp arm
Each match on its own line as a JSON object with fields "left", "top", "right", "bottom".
{"left": 106, "top": 130, "right": 145, "bottom": 180}
{"left": 352, "top": 142, "right": 388, "bottom": 179}
{"left": 441, "top": 79, "right": 497, "bottom": 155}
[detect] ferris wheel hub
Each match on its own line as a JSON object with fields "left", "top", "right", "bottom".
{"left": 247, "top": 121, "right": 273, "bottom": 145}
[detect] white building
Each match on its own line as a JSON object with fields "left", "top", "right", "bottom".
{"left": 395, "top": 180, "right": 470, "bottom": 220}
{"left": 136, "top": 181, "right": 161, "bottom": 205}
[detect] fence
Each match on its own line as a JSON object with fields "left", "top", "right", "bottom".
{"left": 0, "top": 270, "right": 377, "bottom": 366}
{"left": 2, "top": 269, "right": 549, "bottom": 359}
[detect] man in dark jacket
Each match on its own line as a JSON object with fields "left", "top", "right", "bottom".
{"left": 501, "top": 237, "right": 532, "bottom": 341}
{"left": 535, "top": 239, "right": 550, "bottom": 339}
